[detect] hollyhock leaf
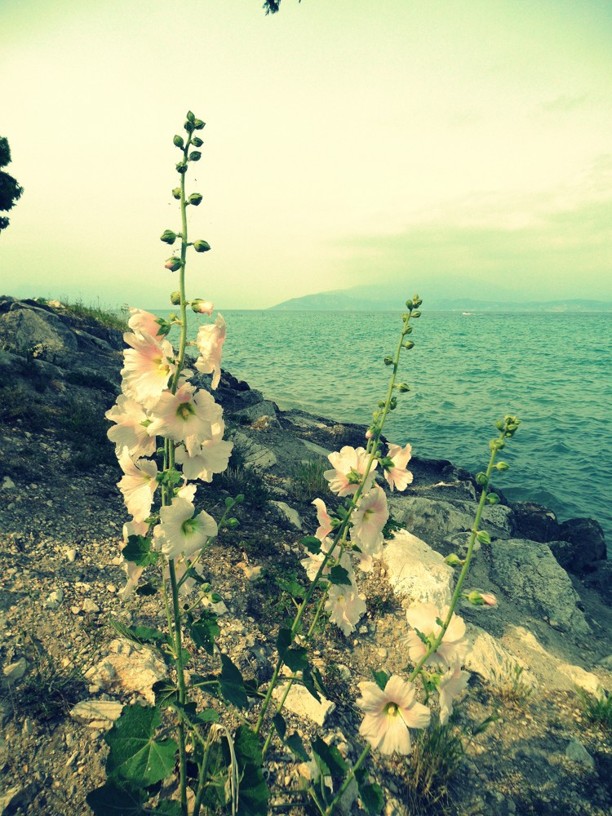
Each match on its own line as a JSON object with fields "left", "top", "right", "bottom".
{"left": 136, "top": 582, "right": 158, "bottom": 596}
{"left": 312, "top": 736, "right": 348, "bottom": 784}
{"left": 283, "top": 646, "right": 308, "bottom": 673}
{"left": 234, "top": 726, "right": 269, "bottom": 816}
{"left": 190, "top": 611, "right": 220, "bottom": 655}
{"left": 276, "top": 627, "right": 292, "bottom": 659}
{"left": 219, "top": 654, "right": 248, "bottom": 709}
{"left": 328, "top": 565, "right": 352, "bottom": 586}
{"left": 105, "top": 705, "right": 177, "bottom": 787}
{"left": 153, "top": 802, "right": 183, "bottom": 815}
{"left": 86, "top": 781, "right": 148, "bottom": 815}
{"left": 152, "top": 680, "right": 178, "bottom": 708}
{"left": 123, "top": 535, "right": 158, "bottom": 567}
{"left": 110, "top": 621, "right": 167, "bottom": 647}
{"left": 355, "top": 768, "right": 384, "bottom": 816}
{"left": 372, "top": 669, "right": 389, "bottom": 691}
{"left": 285, "top": 732, "right": 310, "bottom": 762}
{"left": 302, "top": 535, "right": 322, "bottom": 554}
{"left": 197, "top": 708, "right": 220, "bottom": 724}
{"left": 272, "top": 713, "right": 286, "bottom": 741}
{"left": 301, "top": 663, "right": 321, "bottom": 703}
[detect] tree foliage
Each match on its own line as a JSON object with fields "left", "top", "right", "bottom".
{"left": 0, "top": 137, "right": 23, "bottom": 232}
{"left": 263, "top": 0, "right": 301, "bottom": 14}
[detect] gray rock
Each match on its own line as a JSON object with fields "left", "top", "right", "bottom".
{"left": 233, "top": 399, "right": 279, "bottom": 424}
{"left": 70, "top": 700, "right": 124, "bottom": 729}
{"left": 3, "top": 657, "right": 27, "bottom": 683}
{"left": 510, "top": 501, "right": 560, "bottom": 542}
{"left": 488, "top": 539, "right": 591, "bottom": 637}
{"left": 556, "top": 517, "right": 607, "bottom": 575}
{"left": 565, "top": 739, "right": 595, "bottom": 771}
{"left": 44, "top": 588, "right": 64, "bottom": 609}
{"left": 1, "top": 476, "right": 15, "bottom": 490}
{"left": 273, "top": 682, "right": 335, "bottom": 726}
{"left": 388, "top": 495, "right": 512, "bottom": 552}
{"left": 232, "top": 431, "right": 278, "bottom": 470}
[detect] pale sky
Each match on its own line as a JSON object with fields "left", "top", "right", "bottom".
{"left": 1, "top": 0, "right": 611, "bottom": 309}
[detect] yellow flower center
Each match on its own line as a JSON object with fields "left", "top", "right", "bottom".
{"left": 384, "top": 702, "right": 399, "bottom": 717}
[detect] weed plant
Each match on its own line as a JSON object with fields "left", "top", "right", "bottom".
{"left": 578, "top": 687, "right": 612, "bottom": 730}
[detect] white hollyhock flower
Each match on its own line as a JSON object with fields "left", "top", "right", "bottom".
{"left": 106, "top": 394, "right": 155, "bottom": 459}
{"left": 357, "top": 675, "right": 431, "bottom": 755}
{"left": 195, "top": 314, "right": 226, "bottom": 389}
{"left": 382, "top": 442, "right": 414, "bottom": 491}
{"left": 153, "top": 497, "right": 217, "bottom": 560}
{"left": 325, "top": 582, "right": 366, "bottom": 636}
{"left": 324, "top": 446, "right": 375, "bottom": 497}
{"left": 405, "top": 602, "right": 468, "bottom": 669}
{"left": 121, "top": 331, "right": 176, "bottom": 407}
{"left": 438, "top": 663, "right": 470, "bottom": 725}
{"left": 117, "top": 449, "right": 158, "bottom": 522}
{"left": 174, "top": 422, "right": 233, "bottom": 482}
{"left": 350, "top": 485, "right": 388, "bottom": 555}
{"left": 147, "top": 384, "right": 222, "bottom": 455}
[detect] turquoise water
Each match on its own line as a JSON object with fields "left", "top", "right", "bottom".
{"left": 176, "top": 310, "right": 611, "bottom": 550}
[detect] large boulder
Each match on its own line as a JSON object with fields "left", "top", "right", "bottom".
{"left": 388, "top": 495, "right": 512, "bottom": 552}
{"left": 382, "top": 530, "right": 454, "bottom": 606}
{"left": 556, "top": 517, "right": 607, "bottom": 575}
{"left": 510, "top": 501, "right": 561, "bottom": 542}
{"left": 487, "top": 539, "right": 591, "bottom": 637}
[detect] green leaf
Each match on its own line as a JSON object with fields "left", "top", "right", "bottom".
{"left": 371, "top": 669, "right": 389, "bottom": 691}
{"left": 272, "top": 713, "right": 286, "bottom": 741}
{"left": 123, "top": 535, "right": 158, "bottom": 567}
{"left": 301, "top": 535, "right": 322, "bottom": 554}
{"left": 219, "top": 654, "right": 248, "bottom": 709}
{"left": 105, "top": 705, "right": 177, "bottom": 787}
{"left": 276, "top": 627, "right": 292, "bottom": 659}
{"left": 276, "top": 577, "right": 306, "bottom": 599}
{"left": 153, "top": 680, "right": 178, "bottom": 708}
{"left": 234, "top": 726, "right": 268, "bottom": 816}
{"left": 311, "top": 736, "right": 348, "bottom": 785}
{"left": 190, "top": 610, "right": 220, "bottom": 655}
{"left": 355, "top": 767, "right": 384, "bottom": 815}
{"left": 86, "top": 782, "right": 148, "bottom": 815}
{"left": 283, "top": 646, "right": 308, "bottom": 673}
{"left": 197, "top": 708, "right": 220, "bottom": 724}
{"left": 136, "top": 582, "right": 158, "bottom": 596}
{"left": 109, "top": 620, "right": 167, "bottom": 647}
{"left": 153, "top": 802, "right": 183, "bottom": 815}
{"left": 285, "top": 732, "right": 309, "bottom": 762}
{"left": 328, "top": 565, "right": 352, "bottom": 586}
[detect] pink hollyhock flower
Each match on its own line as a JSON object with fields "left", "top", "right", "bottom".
{"left": 121, "top": 331, "right": 176, "bottom": 407}
{"left": 118, "top": 520, "right": 148, "bottom": 598}
{"left": 357, "top": 675, "right": 431, "bottom": 755}
{"left": 405, "top": 602, "right": 468, "bottom": 669}
{"left": 324, "top": 446, "right": 375, "bottom": 497}
{"left": 382, "top": 442, "right": 414, "bottom": 491}
{"left": 195, "top": 314, "right": 226, "bottom": 390}
{"left": 438, "top": 663, "right": 470, "bottom": 725}
{"left": 312, "top": 498, "right": 333, "bottom": 540}
{"left": 117, "top": 449, "right": 158, "bottom": 522}
{"left": 351, "top": 485, "right": 388, "bottom": 554}
{"left": 128, "top": 307, "right": 164, "bottom": 339}
{"left": 106, "top": 394, "right": 156, "bottom": 459}
{"left": 325, "top": 582, "right": 366, "bottom": 636}
{"left": 175, "top": 429, "right": 233, "bottom": 482}
{"left": 147, "top": 384, "right": 222, "bottom": 455}
{"left": 153, "top": 497, "right": 217, "bottom": 560}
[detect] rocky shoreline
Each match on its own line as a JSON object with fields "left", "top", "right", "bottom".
{"left": 0, "top": 295, "right": 610, "bottom": 816}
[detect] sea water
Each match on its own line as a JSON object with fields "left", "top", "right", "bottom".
{"left": 175, "top": 309, "right": 611, "bottom": 551}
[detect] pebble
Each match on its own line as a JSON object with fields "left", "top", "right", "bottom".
{"left": 82, "top": 599, "right": 100, "bottom": 613}
{"left": 65, "top": 548, "right": 77, "bottom": 562}
{"left": 106, "top": 584, "right": 116, "bottom": 593}
{"left": 44, "top": 588, "right": 64, "bottom": 609}
{"left": 1, "top": 476, "right": 16, "bottom": 490}
{"left": 565, "top": 739, "right": 595, "bottom": 771}
{"left": 3, "top": 657, "right": 27, "bottom": 682}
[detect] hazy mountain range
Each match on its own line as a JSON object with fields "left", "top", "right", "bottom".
{"left": 270, "top": 285, "right": 611, "bottom": 313}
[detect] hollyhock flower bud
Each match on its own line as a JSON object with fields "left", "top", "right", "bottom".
{"left": 193, "top": 239, "right": 211, "bottom": 253}
{"left": 192, "top": 136, "right": 203, "bottom": 147}
{"left": 170, "top": 291, "right": 181, "bottom": 305}
{"left": 188, "top": 192, "right": 203, "bottom": 206}
{"left": 191, "top": 299, "right": 214, "bottom": 315}
{"left": 176, "top": 161, "right": 188, "bottom": 174}
{"left": 165, "top": 257, "right": 183, "bottom": 272}
{"left": 172, "top": 187, "right": 181, "bottom": 200}
{"left": 173, "top": 135, "right": 184, "bottom": 148}
{"left": 160, "top": 229, "right": 177, "bottom": 245}
{"left": 466, "top": 590, "right": 497, "bottom": 607}
{"left": 444, "top": 553, "right": 463, "bottom": 568}
{"left": 193, "top": 118, "right": 205, "bottom": 130}
{"left": 189, "top": 151, "right": 202, "bottom": 162}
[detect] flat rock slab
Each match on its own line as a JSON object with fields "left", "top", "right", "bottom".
{"left": 382, "top": 530, "right": 454, "bottom": 606}
{"left": 85, "top": 639, "right": 167, "bottom": 704}
{"left": 70, "top": 700, "right": 124, "bottom": 729}
{"left": 272, "top": 683, "right": 335, "bottom": 726}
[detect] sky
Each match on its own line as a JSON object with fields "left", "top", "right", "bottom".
{"left": 1, "top": 0, "right": 611, "bottom": 309}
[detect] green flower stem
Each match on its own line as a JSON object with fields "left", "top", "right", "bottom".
{"left": 169, "top": 559, "right": 188, "bottom": 815}
{"left": 255, "top": 310, "right": 416, "bottom": 743}
{"left": 408, "top": 424, "right": 507, "bottom": 683}
{"left": 324, "top": 743, "right": 370, "bottom": 816}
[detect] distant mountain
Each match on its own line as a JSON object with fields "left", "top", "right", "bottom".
{"left": 270, "top": 286, "right": 612, "bottom": 313}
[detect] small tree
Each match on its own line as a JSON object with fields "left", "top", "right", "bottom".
{"left": 263, "top": 0, "right": 301, "bottom": 14}
{"left": 0, "top": 137, "right": 23, "bottom": 233}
